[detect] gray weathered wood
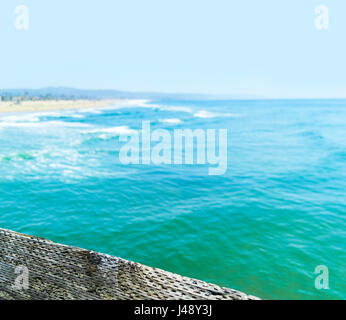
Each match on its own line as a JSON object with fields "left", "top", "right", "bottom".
{"left": 0, "top": 228, "right": 259, "bottom": 300}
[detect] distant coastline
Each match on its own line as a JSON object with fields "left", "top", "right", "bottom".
{"left": 0, "top": 99, "right": 144, "bottom": 114}
{"left": 0, "top": 87, "right": 264, "bottom": 102}
{"left": 0, "top": 88, "right": 345, "bottom": 115}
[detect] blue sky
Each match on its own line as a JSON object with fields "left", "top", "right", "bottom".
{"left": 0, "top": 0, "right": 345, "bottom": 98}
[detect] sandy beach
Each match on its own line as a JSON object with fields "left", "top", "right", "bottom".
{"left": 0, "top": 99, "right": 142, "bottom": 114}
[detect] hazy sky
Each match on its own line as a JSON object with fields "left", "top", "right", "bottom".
{"left": 0, "top": 0, "right": 345, "bottom": 98}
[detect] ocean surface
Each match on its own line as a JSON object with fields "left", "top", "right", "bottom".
{"left": 0, "top": 99, "right": 345, "bottom": 299}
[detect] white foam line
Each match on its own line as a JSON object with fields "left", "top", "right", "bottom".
{"left": 84, "top": 126, "right": 137, "bottom": 135}
{"left": 159, "top": 118, "right": 182, "bottom": 124}
{"left": 193, "top": 110, "right": 241, "bottom": 118}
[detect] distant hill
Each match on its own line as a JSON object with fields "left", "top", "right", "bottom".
{"left": 0, "top": 87, "right": 262, "bottom": 101}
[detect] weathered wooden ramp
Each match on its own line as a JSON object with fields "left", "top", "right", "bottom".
{"left": 0, "top": 228, "right": 259, "bottom": 300}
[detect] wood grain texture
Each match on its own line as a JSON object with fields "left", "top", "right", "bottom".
{"left": 0, "top": 228, "right": 259, "bottom": 300}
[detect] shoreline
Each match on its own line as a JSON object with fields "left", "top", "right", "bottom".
{"left": 0, "top": 99, "right": 146, "bottom": 114}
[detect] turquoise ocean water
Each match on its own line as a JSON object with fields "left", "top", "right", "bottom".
{"left": 0, "top": 99, "right": 345, "bottom": 299}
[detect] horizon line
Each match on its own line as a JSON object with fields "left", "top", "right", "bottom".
{"left": 1, "top": 86, "right": 346, "bottom": 101}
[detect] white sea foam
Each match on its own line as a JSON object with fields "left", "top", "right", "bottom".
{"left": 39, "top": 111, "right": 85, "bottom": 119}
{"left": 139, "top": 102, "right": 241, "bottom": 119}
{"left": 0, "top": 114, "right": 40, "bottom": 123}
{"left": 87, "top": 126, "right": 137, "bottom": 135}
{"left": 145, "top": 104, "right": 194, "bottom": 114}
{"left": 77, "top": 99, "right": 150, "bottom": 113}
{"left": 70, "top": 114, "right": 85, "bottom": 119}
{"left": 83, "top": 126, "right": 137, "bottom": 140}
{"left": 0, "top": 109, "right": 90, "bottom": 128}
{"left": 193, "top": 110, "right": 241, "bottom": 118}
{"left": 0, "top": 120, "right": 90, "bottom": 129}
{"left": 44, "top": 121, "right": 90, "bottom": 127}
{"left": 130, "top": 100, "right": 194, "bottom": 114}
{"left": 159, "top": 118, "right": 182, "bottom": 124}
